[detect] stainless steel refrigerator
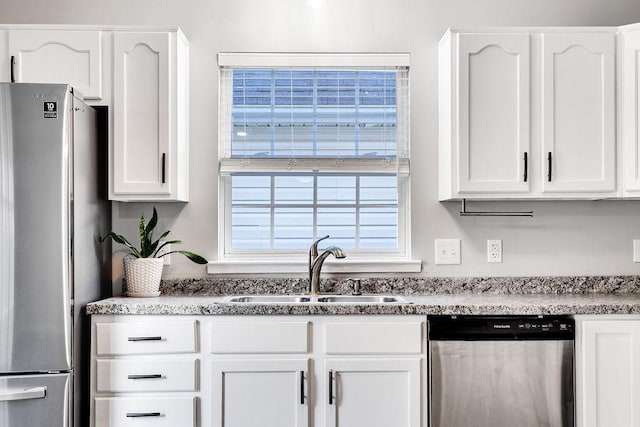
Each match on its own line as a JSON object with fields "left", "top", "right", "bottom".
{"left": 0, "top": 83, "right": 111, "bottom": 427}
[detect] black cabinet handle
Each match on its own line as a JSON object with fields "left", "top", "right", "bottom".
{"left": 523, "top": 152, "right": 528, "bottom": 182}
{"left": 127, "top": 374, "right": 162, "bottom": 380}
{"left": 547, "top": 152, "right": 552, "bottom": 182}
{"left": 10, "top": 56, "right": 15, "bottom": 83}
{"left": 127, "top": 336, "right": 162, "bottom": 342}
{"left": 328, "top": 370, "right": 333, "bottom": 405}
{"left": 126, "top": 412, "right": 161, "bottom": 418}
{"left": 161, "top": 153, "right": 166, "bottom": 184}
{"left": 300, "top": 371, "right": 305, "bottom": 405}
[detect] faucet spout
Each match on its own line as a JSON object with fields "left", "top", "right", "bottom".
{"left": 309, "top": 244, "right": 346, "bottom": 296}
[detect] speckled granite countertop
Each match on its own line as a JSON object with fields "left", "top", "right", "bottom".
{"left": 86, "top": 276, "right": 640, "bottom": 316}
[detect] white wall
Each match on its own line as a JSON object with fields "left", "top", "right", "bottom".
{"left": 3, "top": 0, "right": 640, "bottom": 285}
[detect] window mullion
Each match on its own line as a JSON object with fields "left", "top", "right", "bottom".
{"left": 356, "top": 175, "right": 361, "bottom": 249}
{"left": 270, "top": 175, "right": 276, "bottom": 249}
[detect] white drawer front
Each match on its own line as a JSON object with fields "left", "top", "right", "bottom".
{"left": 325, "top": 321, "right": 423, "bottom": 354}
{"left": 96, "top": 358, "right": 198, "bottom": 392}
{"left": 210, "top": 321, "right": 309, "bottom": 353}
{"left": 95, "top": 396, "right": 195, "bottom": 427}
{"left": 96, "top": 320, "right": 197, "bottom": 355}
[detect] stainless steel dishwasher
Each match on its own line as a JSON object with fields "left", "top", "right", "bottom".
{"left": 429, "top": 315, "right": 574, "bottom": 427}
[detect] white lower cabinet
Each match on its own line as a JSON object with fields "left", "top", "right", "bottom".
{"left": 91, "top": 316, "right": 201, "bottom": 427}
{"left": 212, "top": 359, "right": 310, "bottom": 427}
{"left": 576, "top": 316, "right": 640, "bottom": 427}
{"left": 91, "top": 314, "right": 426, "bottom": 427}
{"left": 324, "top": 358, "right": 421, "bottom": 427}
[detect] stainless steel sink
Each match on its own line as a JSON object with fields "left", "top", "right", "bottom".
{"left": 221, "top": 294, "right": 408, "bottom": 304}
{"left": 316, "top": 295, "right": 407, "bottom": 303}
{"left": 221, "top": 295, "right": 312, "bottom": 303}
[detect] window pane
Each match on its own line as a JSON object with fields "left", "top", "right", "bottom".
{"left": 317, "top": 207, "right": 356, "bottom": 249}
{"left": 274, "top": 208, "right": 313, "bottom": 249}
{"left": 231, "top": 207, "right": 271, "bottom": 249}
{"left": 274, "top": 176, "right": 313, "bottom": 204}
{"left": 317, "top": 176, "right": 356, "bottom": 205}
{"left": 231, "top": 176, "right": 271, "bottom": 204}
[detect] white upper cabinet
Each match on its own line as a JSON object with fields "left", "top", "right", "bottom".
{"left": 8, "top": 30, "right": 103, "bottom": 100}
{"left": 621, "top": 27, "right": 640, "bottom": 195}
{"left": 439, "top": 29, "right": 618, "bottom": 200}
{"left": 110, "top": 30, "right": 189, "bottom": 201}
{"left": 454, "top": 33, "right": 531, "bottom": 195}
{"left": 541, "top": 32, "right": 616, "bottom": 193}
{"left": 0, "top": 25, "right": 190, "bottom": 202}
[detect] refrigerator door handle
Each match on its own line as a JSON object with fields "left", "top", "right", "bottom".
{"left": 0, "top": 386, "right": 47, "bottom": 402}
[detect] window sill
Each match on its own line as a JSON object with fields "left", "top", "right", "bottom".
{"left": 207, "top": 259, "right": 422, "bottom": 275}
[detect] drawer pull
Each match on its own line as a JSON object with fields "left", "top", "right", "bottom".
{"left": 127, "top": 374, "right": 162, "bottom": 380}
{"left": 300, "top": 371, "right": 305, "bottom": 405}
{"left": 161, "top": 153, "right": 166, "bottom": 184}
{"left": 127, "top": 336, "right": 162, "bottom": 342}
{"left": 10, "top": 56, "right": 15, "bottom": 83}
{"left": 126, "top": 412, "right": 161, "bottom": 418}
{"left": 328, "top": 370, "right": 334, "bottom": 405}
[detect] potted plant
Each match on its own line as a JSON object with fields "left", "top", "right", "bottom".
{"left": 102, "top": 207, "right": 207, "bottom": 296}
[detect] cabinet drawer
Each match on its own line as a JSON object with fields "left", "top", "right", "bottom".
{"left": 210, "top": 321, "right": 309, "bottom": 353}
{"left": 95, "top": 396, "right": 195, "bottom": 427}
{"left": 96, "top": 321, "right": 197, "bottom": 355}
{"left": 96, "top": 358, "right": 198, "bottom": 392}
{"left": 325, "top": 321, "right": 423, "bottom": 354}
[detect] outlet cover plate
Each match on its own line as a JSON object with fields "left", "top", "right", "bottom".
{"left": 435, "top": 239, "right": 461, "bottom": 265}
{"left": 487, "top": 239, "right": 502, "bottom": 263}
{"left": 634, "top": 240, "right": 640, "bottom": 263}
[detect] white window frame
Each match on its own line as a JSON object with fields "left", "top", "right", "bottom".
{"left": 209, "top": 53, "right": 421, "bottom": 274}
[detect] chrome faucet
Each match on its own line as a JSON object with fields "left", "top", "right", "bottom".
{"left": 308, "top": 235, "right": 346, "bottom": 295}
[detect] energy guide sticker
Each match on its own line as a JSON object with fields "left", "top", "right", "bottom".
{"left": 44, "top": 102, "right": 57, "bottom": 119}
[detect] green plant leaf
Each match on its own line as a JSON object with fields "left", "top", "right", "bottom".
{"left": 160, "top": 250, "right": 208, "bottom": 264}
{"left": 153, "top": 239, "right": 182, "bottom": 257}
{"left": 101, "top": 232, "right": 142, "bottom": 258}
{"left": 146, "top": 207, "right": 158, "bottom": 236}
{"left": 138, "top": 213, "right": 149, "bottom": 256}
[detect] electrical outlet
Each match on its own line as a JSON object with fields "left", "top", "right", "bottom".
{"left": 487, "top": 239, "right": 502, "bottom": 263}
{"left": 634, "top": 240, "right": 640, "bottom": 263}
{"left": 435, "top": 239, "right": 461, "bottom": 265}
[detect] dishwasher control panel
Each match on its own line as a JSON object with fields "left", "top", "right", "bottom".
{"left": 428, "top": 315, "right": 574, "bottom": 340}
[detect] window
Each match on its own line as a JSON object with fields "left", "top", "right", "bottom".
{"left": 214, "top": 54, "right": 416, "bottom": 273}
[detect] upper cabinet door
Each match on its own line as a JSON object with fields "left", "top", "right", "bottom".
{"left": 456, "top": 33, "right": 531, "bottom": 195}
{"left": 9, "top": 30, "right": 103, "bottom": 100}
{"left": 541, "top": 32, "right": 616, "bottom": 193}
{"left": 111, "top": 31, "right": 189, "bottom": 201}
{"left": 622, "top": 30, "right": 640, "bottom": 194}
{"left": 112, "top": 32, "right": 172, "bottom": 197}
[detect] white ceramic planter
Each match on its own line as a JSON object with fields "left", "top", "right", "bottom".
{"left": 123, "top": 255, "right": 164, "bottom": 296}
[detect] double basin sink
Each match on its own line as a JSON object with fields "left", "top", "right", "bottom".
{"left": 221, "top": 294, "right": 409, "bottom": 304}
